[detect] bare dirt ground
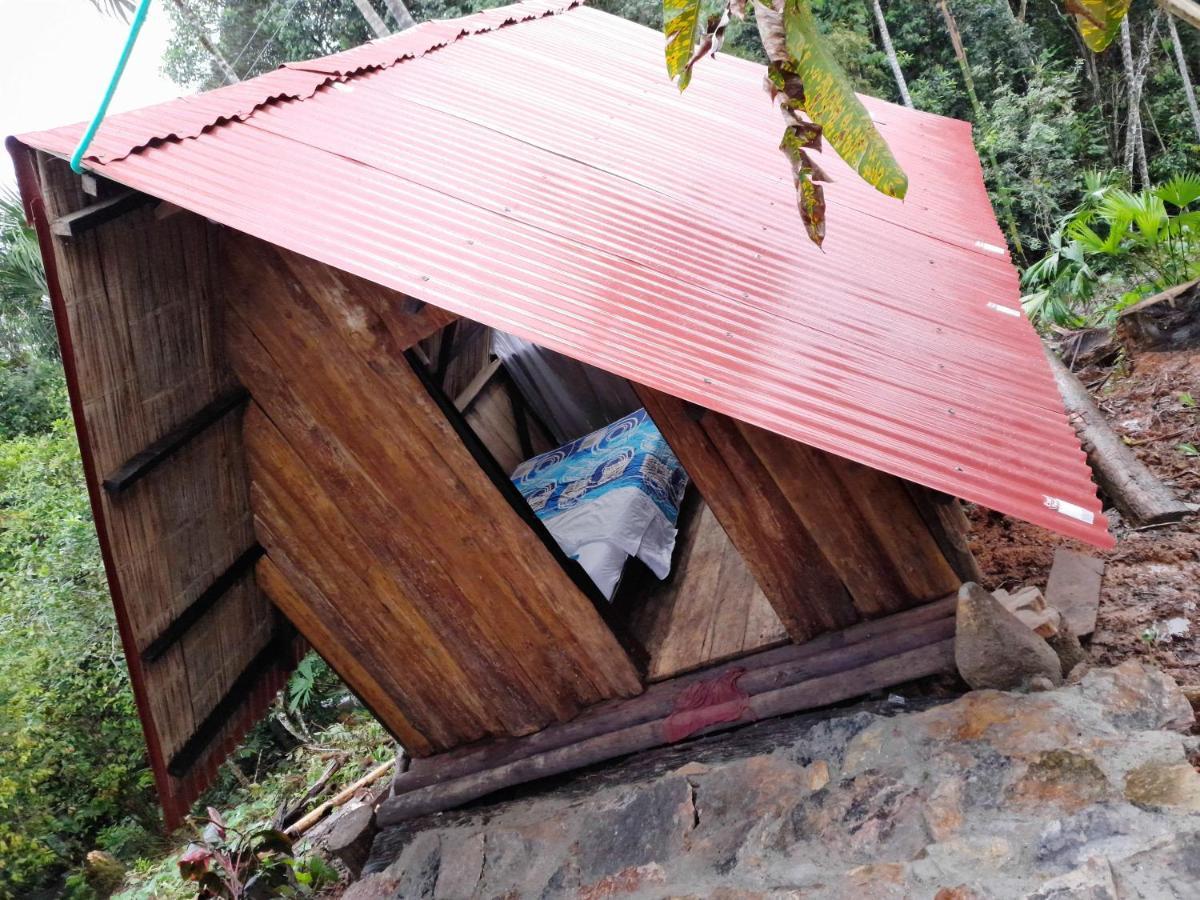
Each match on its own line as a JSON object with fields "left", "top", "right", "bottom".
{"left": 967, "top": 349, "right": 1200, "bottom": 688}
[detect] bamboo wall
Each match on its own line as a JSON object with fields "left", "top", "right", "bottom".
{"left": 24, "top": 152, "right": 292, "bottom": 827}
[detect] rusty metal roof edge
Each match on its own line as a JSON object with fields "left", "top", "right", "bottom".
{"left": 13, "top": 0, "right": 581, "bottom": 169}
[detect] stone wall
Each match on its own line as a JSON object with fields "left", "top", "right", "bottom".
{"left": 349, "top": 662, "right": 1199, "bottom": 899}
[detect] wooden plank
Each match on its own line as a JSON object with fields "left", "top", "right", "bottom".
{"left": 633, "top": 497, "right": 788, "bottom": 681}
{"left": 256, "top": 555, "right": 435, "bottom": 756}
{"left": 392, "top": 594, "right": 957, "bottom": 797}
{"left": 638, "top": 385, "right": 962, "bottom": 642}
{"left": 230, "top": 328, "right": 544, "bottom": 740}
{"left": 102, "top": 387, "right": 249, "bottom": 494}
{"left": 51, "top": 190, "right": 156, "bottom": 237}
{"left": 247, "top": 421, "right": 486, "bottom": 748}
{"left": 141, "top": 544, "right": 264, "bottom": 663}
{"left": 635, "top": 387, "right": 856, "bottom": 643}
{"left": 379, "top": 629, "right": 957, "bottom": 826}
{"left": 1045, "top": 548, "right": 1106, "bottom": 637}
{"left": 821, "top": 452, "right": 963, "bottom": 605}
{"left": 905, "top": 483, "right": 984, "bottom": 583}
{"left": 454, "top": 358, "right": 503, "bottom": 413}
{"left": 240, "top": 237, "right": 640, "bottom": 708}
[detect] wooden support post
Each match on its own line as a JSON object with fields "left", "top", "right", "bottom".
{"left": 433, "top": 320, "right": 459, "bottom": 389}
{"left": 51, "top": 191, "right": 157, "bottom": 237}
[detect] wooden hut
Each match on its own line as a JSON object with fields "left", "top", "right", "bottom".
{"left": 7, "top": 0, "right": 1110, "bottom": 828}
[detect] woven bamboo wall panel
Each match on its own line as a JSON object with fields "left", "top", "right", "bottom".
{"left": 32, "top": 153, "right": 284, "bottom": 827}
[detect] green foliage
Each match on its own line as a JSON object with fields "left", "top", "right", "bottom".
{"left": 1021, "top": 170, "right": 1200, "bottom": 325}
{"left": 0, "top": 422, "right": 161, "bottom": 897}
{"left": 663, "top": 0, "right": 706, "bottom": 88}
{"left": 976, "top": 57, "right": 1106, "bottom": 252}
{"left": 163, "top": 0, "right": 513, "bottom": 89}
{"left": 118, "top": 711, "right": 391, "bottom": 900}
{"left": 666, "top": 0, "right": 909, "bottom": 245}
{"left": 287, "top": 654, "right": 341, "bottom": 717}
{"left": 1067, "top": 0, "right": 1132, "bottom": 52}
{"left": 782, "top": 0, "right": 907, "bottom": 200}
{"left": 0, "top": 357, "right": 68, "bottom": 440}
{"left": 1, "top": 189, "right": 56, "bottom": 364}
{"left": 177, "top": 807, "right": 305, "bottom": 899}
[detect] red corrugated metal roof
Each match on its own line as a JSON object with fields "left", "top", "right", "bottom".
{"left": 13, "top": 0, "right": 1112, "bottom": 547}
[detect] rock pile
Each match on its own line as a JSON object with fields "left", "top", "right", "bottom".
{"left": 347, "top": 661, "right": 1198, "bottom": 899}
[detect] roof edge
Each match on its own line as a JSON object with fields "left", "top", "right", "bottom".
{"left": 13, "top": 0, "right": 581, "bottom": 167}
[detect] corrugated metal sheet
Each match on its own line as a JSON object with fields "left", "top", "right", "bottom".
{"left": 14, "top": 0, "right": 1111, "bottom": 546}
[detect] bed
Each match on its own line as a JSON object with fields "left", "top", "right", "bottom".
{"left": 511, "top": 409, "right": 689, "bottom": 600}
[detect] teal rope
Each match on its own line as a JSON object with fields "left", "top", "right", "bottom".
{"left": 70, "top": 0, "right": 155, "bottom": 173}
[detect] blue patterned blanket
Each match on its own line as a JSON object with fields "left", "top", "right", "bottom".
{"left": 511, "top": 409, "right": 688, "bottom": 526}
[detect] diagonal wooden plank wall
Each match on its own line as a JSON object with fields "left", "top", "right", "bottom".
{"left": 222, "top": 233, "right": 642, "bottom": 755}
{"left": 637, "top": 387, "right": 964, "bottom": 644}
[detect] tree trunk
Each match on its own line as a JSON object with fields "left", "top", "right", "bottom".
{"left": 1119, "top": 18, "right": 1141, "bottom": 180}
{"left": 1120, "top": 12, "right": 1162, "bottom": 187}
{"left": 937, "top": 0, "right": 983, "bottom": 118}
{"left": 1045, "top": 347, "right": 1193, "bottom": 526}
{"left": 1167, "top": 14, "right": 1200, "bottom": 141}
{"left": 871, "top": 0, "right": 913, "bottom": 108}
{"left": 936, "top": 0, "right": 1024, "bottom": 258}
{"left": 351, "top": 0, "right": 391, "bottom": 38}
{"left": 382, "top": 0, "right": 417, "bottom": 30}
{"left": 167, "top": 0, "right": 239, "bottom": 83}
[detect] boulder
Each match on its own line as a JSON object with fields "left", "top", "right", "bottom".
{"left": 354, "top": 660, "right": 1199, "bottom": 899}
{"left": 955, "top": 582, "right": 1064, "bottom": 691}
{"left": 1047, "top": 629, "right": 1088, "bottom": 677}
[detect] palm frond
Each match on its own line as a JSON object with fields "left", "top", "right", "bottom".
{"left": 1156, "top": 174, "right": 1200, "bottom": 210}
{"left": 88, "top": 0, "right": 137, "bottom": 21}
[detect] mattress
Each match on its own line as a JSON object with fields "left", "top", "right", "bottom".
{"left": 511, "top": 409, "right": 689, "bottom": 599}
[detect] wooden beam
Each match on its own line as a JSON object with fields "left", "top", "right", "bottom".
{"left": 378, "top": 596, "right": 957, "bottom": 826}
{"left": 50, "top": 190, "right": 157, "bottom": 237}
{"left": 404, "top": 349, "right": 629, "bottom": 639}
{"left": 454, "top": 358, "right": 503, "bottom": 413}
{"left": 1159, "top": 0, "right": 1200, "bottom": 32}
{"left": 904, "top": 484, "right": 984, "bottom": 584}
{"left": 141, "top": 545, "right": 265, "bottom": 664}
{"left": 635, "top": 387, "right": 854, "bottom": 642}
{"left": 391, "top": 595, "right": 956, "bottom": 796}
{"left": 102, "top": 388, "right": 249, "bottom": 494}
{"left": 222, "top": 232, "right": 642, "bottom": 754}
{"left": 433, "top": 320, "right": 460, "bottom": 389}
{"left": 166, "top": 623, "right": 295, "bottom": 778}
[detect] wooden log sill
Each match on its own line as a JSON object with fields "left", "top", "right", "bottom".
{"left": 378, "top": 594, "right": 959, "bottom": 827}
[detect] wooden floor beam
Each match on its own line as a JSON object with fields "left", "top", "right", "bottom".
{"left": 378, "top": 595, "right": 958, "bottom": 826}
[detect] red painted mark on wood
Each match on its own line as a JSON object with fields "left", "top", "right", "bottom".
{"left": 663, "top": 667, "right": 751, "bottom": 743}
